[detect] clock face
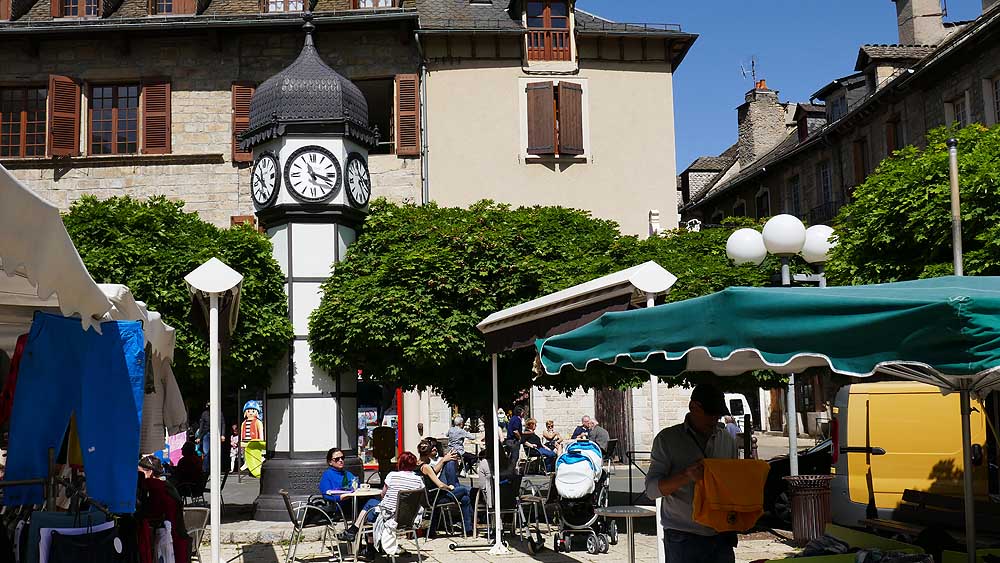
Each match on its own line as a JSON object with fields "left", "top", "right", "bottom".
{"left": 345, "top": 153, "right": 371, "bottom": 208}
{"left": 284, "top": 145, "right": 342, "bottom": 203}
{"left": 250, "top": 152, "right": 280, "bottom": 208}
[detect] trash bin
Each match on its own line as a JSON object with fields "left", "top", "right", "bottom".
{"left": 783, "top": 475, "right": 834, "bottom": 546}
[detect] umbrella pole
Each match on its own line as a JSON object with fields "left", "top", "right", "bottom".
{"left": 209, "top": 292, "right": 221, "bottom": 563}
{"left": 960, "top": 389, "right": 976, "bottom": 563}
{"left": 646, "top": 292, "right": 665, "bottom": 563}
{"left": 489, "top": 353, "right": 509, "bottom": 555}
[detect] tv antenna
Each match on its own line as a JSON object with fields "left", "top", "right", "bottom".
{"left": 740, "top": 56, "right": 758, "bottom": 83}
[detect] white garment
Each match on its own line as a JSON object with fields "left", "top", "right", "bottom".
{"left": 380, "top": 471, "right": 423, "bottom": 514}
{"left": 140, "top": 355, "right": 187, "bottom": 454}
{"left": 154, "top": 521, "right": 174, "bottom": 563}
{"left": 39, "top": 521, "right": 116, "bottom": 563}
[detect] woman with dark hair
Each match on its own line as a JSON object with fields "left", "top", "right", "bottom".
{"left": 417, "top": 440, "right": 473, "bottom": 535}
{"left": 172, "top": 441, "right": 203, "bottom": 489}
{"left": 339, "top": 452, "right": 424, "bottom": 542}
{"left": 319, "top": 447, "right": 358, "bottom": 503}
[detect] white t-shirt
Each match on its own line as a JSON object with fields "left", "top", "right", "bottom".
{"left": 381, "top": 471, "right": 425, "bottom": 514}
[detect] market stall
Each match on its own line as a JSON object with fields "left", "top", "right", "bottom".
{"left": 537, "top": 275, "right": 1000, "bottom": 563}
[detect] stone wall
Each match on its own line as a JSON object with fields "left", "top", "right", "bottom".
{"left": 736, "top": 86, "right": 787, "bottom": 167}
{"left": 1, "top": 26, "right": 421, "bottom": 227}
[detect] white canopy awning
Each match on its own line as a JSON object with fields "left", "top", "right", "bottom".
{"left": 0, "top": 164, "right": 174, "bottom": 362}
{"left": 0, "top": 163, "right": 111, "bottom": 344}
{"left": 476, "top": 261, "right": 677, "bottom": 353}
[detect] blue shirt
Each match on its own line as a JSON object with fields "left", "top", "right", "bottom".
{"left": 506, "top": 415, "right": 523, "bottom": 440}
{"left": 319, "top": 467, "right": 356, "bottom": 501}
{"left": 571, "top": 425, "right": 587, "bottom": 439}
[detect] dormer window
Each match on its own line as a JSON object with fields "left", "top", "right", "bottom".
{"left": 353, "top": 0, "right": 397, "bottom": 7}
{"left": 526, "top": 1, "right": 570, "bottom": 61}
{"left": 57, "top": 0, "right": 98, "bottom": 17}
{"left": 266, "top": 0, "right": 302, "bottom": 12}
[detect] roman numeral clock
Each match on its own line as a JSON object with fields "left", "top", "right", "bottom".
{"left": 238, "top": 14, "right": 377, "bottom": 522}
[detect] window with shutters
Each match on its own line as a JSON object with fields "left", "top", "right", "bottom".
{"left": 733, "top": 199, "right": 746, "bottom": 218}
{"left": 0, "top": 87, "right": 47, "bottom": 158}
{"left": 57, "top": 0, "right": 99, "bottom": 17}
{"left": 524, "top": 80, "right": 586, "bottom": 159}
{"left": 352, "top": 0, "right": 398, "bottom": 7}
{"left": 526, "top": 0, "right": 571, "bottom": 61}
{"left": 786, "top": 175, "right": 801, "bottom": 217}
{"left": 1, "top": 0, "right": 10, "bottom": 20}
{"left": 86, "top": 81, "right": 170, "bottom": 156}
{"left": 885, "top": 117, "right": 903, "bottom": 154}
{"left": 266, "top": 0, "right": 302, "bottom": 12}
{"left": 852, "top": 137, "right": 869, "bottom": 185}
{"left": 945, "top": 92, "right": 969, "bottom": 127}
{"left": 754, "top": 188, "right": 770, "bottom": 219}
{"left": 816, "top": 160, "right": 833, "bottom": 204}
{"left": 394, "top": 74, "right": 420, "bottom": 157}
{"left": 152, "top": 0, "right": 194, "bottom": 15}
{"left": 357, "top": 78, "right": 393, "bottom": 155}
{"left": 232, "top": 83, "right": 255, "bottom": 163}
{"left": 89, "top": 85, "right": 139, "bottom": 155}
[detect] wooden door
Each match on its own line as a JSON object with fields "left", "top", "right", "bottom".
{"left": 594, "top": 388, "right": 631, "bottom": 458}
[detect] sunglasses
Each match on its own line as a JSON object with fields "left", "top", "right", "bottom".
{"left": 331, "top": 456, "right": 345, "bottom": 461}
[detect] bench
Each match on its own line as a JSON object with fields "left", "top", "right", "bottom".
{"left": 863, "top": 489, "right": 1000, "bottom": 540}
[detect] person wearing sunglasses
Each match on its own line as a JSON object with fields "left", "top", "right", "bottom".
{"left": 319, "top": 448, "right": 359, "bottom": 503}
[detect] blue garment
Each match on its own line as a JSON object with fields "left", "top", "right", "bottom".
{"left": 440, "top": 460, "right": 460, "bottom": 487}
{"left": 506, "top": 415, "right": 522, "bottom": 440}
{"left": 571, "top": 425, "right": 587, "bottom": 439}
{"left": 536, "top": 446, "right": 557, "bottom": 472}
{"left": 5, "top": 313, "right": 144, "bottom": 513}
{"left": 363, "top": 498, "right": 381, "bottom": 523}
{"left": 319, "top": 467, "right": 357, "bottom": 501}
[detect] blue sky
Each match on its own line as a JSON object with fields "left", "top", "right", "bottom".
{"left": 575, "top": 0, "right": 984, "bottom": 170}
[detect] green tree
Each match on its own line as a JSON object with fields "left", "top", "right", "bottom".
{"left": 62, "top": 196, "right": 292, "bottom": 402}
{"left": 827, "top": 124, "right": 1000, "bottom": 284}
{"left": 309, "top": 201, "right": 786, "bottom": 413}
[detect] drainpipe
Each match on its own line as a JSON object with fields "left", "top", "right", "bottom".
{"left": 414, "top": 31, "right": 430, "bottom": 205}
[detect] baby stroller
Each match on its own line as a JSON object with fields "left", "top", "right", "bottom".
{"left": 551, "top": 441, "right": 618, "bottom": 554}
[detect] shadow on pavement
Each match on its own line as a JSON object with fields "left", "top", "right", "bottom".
{"left": 231, "top": 543, "right": 281, "bottom": 563}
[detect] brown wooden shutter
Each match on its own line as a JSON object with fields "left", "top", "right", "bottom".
{"left": 141, "top": 79, "right": 171, "bottom": 154}
{"left": 1, "top": 0, "right": 11, "bottom": 21}
{"left": 885, "top": 120, "right": 897, "bottom": 153}
{"left": 232, "top": 83, "right": 255, "bottom": 163}
{"left": 50, "top": 0, "right": 61, "bottom": 18}
{"left": 395, "top": 74, "right": 420, "bottom": 156}
{"left": 47, "top": 75, "right": 80, "bottom": 157}
{"left": 557, "top": 81, "right": 584, "bottom": 155}
{"left": 526, "top": 81, "right": 555, "bottom": 155}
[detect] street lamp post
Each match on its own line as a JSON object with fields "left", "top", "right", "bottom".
{"left": 726, "top": 215, "right": 836, "bottom": 476}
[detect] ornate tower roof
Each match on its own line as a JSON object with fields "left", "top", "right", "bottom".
{"left": 241, "top": 14, "right": 377, "bottom": 150}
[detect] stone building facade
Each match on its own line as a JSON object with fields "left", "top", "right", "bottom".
{"left": 681, "top": 0, "right": 1000, "bottom": 228}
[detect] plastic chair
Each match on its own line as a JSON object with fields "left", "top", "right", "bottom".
{"left": 183, "top": 507, "right": 210, "bottom": 562}
{"left": 279, "top": 489, "right": 345, "bottom": 563}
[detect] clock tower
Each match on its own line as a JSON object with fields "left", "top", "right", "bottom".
{"left": 241, "top": 14, "right": 375, "bottom": 521}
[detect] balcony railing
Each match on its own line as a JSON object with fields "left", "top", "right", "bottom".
{"left": 527, "top": 28, "right": 571, "bottom": 61}
{"left": 807, "top": 201, "right": 843, "bottom": 225}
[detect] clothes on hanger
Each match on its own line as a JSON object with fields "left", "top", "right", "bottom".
{"left": 4, "top": 313, "right": 145, "bottom": 513}
{"left": 47, "top": 525, "right": 126, "bottom": 563}
{"left": 38, "top": 521, "right": 115, "bottom": 563}
{"left": 0, "top": 334, "right": 28, "bottom": 426}
{"left": 139, "top": 355, "right": 186, "bottom": 455}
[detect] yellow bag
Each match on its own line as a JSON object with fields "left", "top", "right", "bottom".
{"left": 693, "top": 458, "right": 770, "bottom": 532}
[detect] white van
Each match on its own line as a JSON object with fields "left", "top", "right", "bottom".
{"left": 724, "top": 393, "right": 753, "bottom": 431}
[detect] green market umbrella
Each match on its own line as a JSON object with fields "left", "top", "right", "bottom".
{"left": 536, "top": 275, "right": 1000, "bottom": 561}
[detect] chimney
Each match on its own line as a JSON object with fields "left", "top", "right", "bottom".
{"left": 892, "top": 0, "right": 948, "bottom": 45}
{"left": 737, "top": 79, "right": 786, "bottom": 167}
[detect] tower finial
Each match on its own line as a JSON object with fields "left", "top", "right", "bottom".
{"left": 302, "top": 12, "right": 315, "bottom": 43}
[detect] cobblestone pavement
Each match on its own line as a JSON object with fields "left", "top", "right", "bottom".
{"left": 211, "top": 526, "right": 799, "bottom": 562}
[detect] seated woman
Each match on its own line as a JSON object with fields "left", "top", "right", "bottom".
{"left": 521, "top": 418, "right": 556, "bottom": 473}
{"left": 417, "top": 440, "right": 473, "bottom": 535}
{"left": 171, "top": 441, "right": 204, "bottom": 492}
{"left": 338, "top": 452, "right": 424, "bottom": 544}
{"left": 542, "top": 420, "right": 563, "bottom": 454}
{"left": 318, "top": 447, "right": 358, "bottom": 517}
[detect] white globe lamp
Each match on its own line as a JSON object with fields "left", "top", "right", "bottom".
{"left": 801, "top": 225, "right": 836, "bottom": 264}
{"left": 762, "top": 214, "right": 807, "bottom": 255}
{"left": 726, "top": 228, "right": 767, "bottom": 266}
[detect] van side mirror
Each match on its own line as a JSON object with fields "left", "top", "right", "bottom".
{"left": 972, "top": 444, "right": 984, "bottom": 467}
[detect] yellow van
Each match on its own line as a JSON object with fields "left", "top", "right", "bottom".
{"left": 831, "top": 381, "right": 992, "bottom": 527}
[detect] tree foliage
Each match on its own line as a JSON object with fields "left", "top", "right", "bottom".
{"left": 309, "top": 201, "right": 786, "bottom": 412}
{"left": 62, "top": 196, "right": 293, "bottom": 403}
{"left": 827, "top": 124, "right": 1000, "bottom": 284}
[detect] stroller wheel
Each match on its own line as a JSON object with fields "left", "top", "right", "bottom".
{"left": 609, "top": 521, "right": 619, "bottom": 545}
{"left": 586, "top": 534, "right": 600, "bottom": 555}
{"left": 598, "top": 534, "right": 610, "bottom": 553}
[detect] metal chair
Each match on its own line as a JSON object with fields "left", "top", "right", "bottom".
{"left": 391, "top": 489, "right": 429, "bottom": 563}
{"left": 183, "top": 507, "right": 209, "bottom": 563}
{"left": 518, "top": 474, "right": 558, "bottom": 554}
{"left": 521, "top": 446, "right": 547, "bottom": 476}
{"left": 472, "top": 475, "right": 529, "bottom": 543}
{"left": 424, "top": 486, "right": 469, "bottom": 539}
{"left": 279, "top": 489, "right": 346, "bottom": 563}
{"left": 603, "top": 439, "right": 619, "bottom": 476}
